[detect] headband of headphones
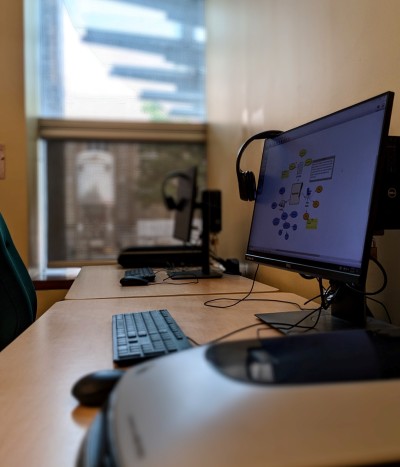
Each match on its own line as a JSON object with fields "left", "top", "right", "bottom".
{"left": 236, "top": 130, "right": 283, "bottom": 201}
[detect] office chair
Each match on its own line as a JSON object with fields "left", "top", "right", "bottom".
{"left": 0, "top": 213, "right": 37, "bottom": 351}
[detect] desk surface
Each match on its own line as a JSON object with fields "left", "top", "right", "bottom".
{"left": 2, "top": 292, "right": 400, "bottom": 466}
{"left": 65, "top": 265, "right": 276, "bottom": 300}
{"left": 0, "top": 292, "right": 294, "bottom": 467}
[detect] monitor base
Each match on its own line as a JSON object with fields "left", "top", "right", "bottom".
{"left": 256, "top": 309, "right": 397, "bottom": 334}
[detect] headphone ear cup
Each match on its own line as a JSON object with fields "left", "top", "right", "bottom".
{"left": 164, "top": 195, "right": 177, "bottom": 210}
{"left": 238, "top": 170, "right": 256, "bottom": 201}
{"left": 237, "top": 171, "right": 248, "bottom": 201}
{"left": 245, "top": 171, "right": 256, "bottom": 201}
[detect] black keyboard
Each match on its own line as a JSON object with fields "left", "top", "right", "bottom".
{"left": 124, "top": 267, "right": 156, "bottom": 281}
{"left": 120, "top": 267, "right": 156, "bottom": 286}
{"left": 112, "top": 309, "right": 192, "bottom": 366}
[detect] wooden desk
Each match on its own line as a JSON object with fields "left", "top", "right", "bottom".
{"left": 65, "top": 265, "right": 276, "bottom": 300}
{"left": 0, "top": 292, "right": 306, "bottom": 467}
{"left": 2, "top": 292, "right": 400, "bottom": 466}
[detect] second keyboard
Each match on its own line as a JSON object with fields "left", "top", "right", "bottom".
{"left": 124, "top": 267, "right": 156, "bottom": 281}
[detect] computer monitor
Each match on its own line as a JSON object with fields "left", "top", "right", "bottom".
{"left": 246, "top": 91, "right": 395, "bottom": 333}
{"left": 173, "top": 166, "right": 198, "bottom": 243}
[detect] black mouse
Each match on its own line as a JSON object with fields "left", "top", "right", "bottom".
{"left": 120, "top": 276, "right": 149, "bottom": 286}
{"left": 71, "top": 369, "right": 125, "bottom": 407}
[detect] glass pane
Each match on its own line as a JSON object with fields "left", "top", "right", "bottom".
{"left": 46, "top": 139, "right": 206, "bottom": 263}
{"left": 39, "top": 0, "right": 206, "bottom": 122}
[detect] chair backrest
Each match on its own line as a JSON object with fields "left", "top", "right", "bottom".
{"left": 0, "top": 214, "right": 37, "bottom": 350}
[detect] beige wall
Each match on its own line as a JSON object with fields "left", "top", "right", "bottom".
{"left": 206, "top": 0, "right": 400, "bottom": 322}
{"left": 0, "top": 0, "right": 29, "bottom": 260}
{"left": 0, "top": 0, "right": 61, "bottom": 317}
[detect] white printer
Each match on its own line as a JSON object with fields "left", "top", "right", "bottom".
{"left": 77, "top": 330, "right": 400, "bottom": 467}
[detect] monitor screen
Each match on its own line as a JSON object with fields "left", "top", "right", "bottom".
{"left": 173, "top": 166, "right": 198, "bottom": 243}
{"left": 246, "top": 92, "right": 395, "bottom": 332}
{"left": 247, "top": 92, "right": 394, "bottom": 285}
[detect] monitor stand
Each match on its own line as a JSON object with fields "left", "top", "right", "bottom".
{"left": 170, "top": 190, "right": 222, "bottom": 280}
{"left": 256, "top": 280, "right": 397, "bottom": 334}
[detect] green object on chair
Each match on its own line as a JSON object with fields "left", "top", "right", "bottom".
{"left": 0, "top": 214, "right": 37, "bottom": 350}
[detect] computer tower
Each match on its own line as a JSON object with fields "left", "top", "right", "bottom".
{"left": 202, "top": 190, "right": 222, "bottom": 234}
{"left": 375, "top": 136, "right": 400, "bottom": 231}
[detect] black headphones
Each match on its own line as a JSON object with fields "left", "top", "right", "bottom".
{"left": 161, "top": 170, "right": 191, "bottom": 211}
{"left": 236, "top": 130, "right": 283, "bottom": 201}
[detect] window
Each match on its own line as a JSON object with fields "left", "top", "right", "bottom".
{"left": 43, "top": 123, "right": 206, "bottom": 266}
{"left": 31, "top": 0, "right": 207, "bottom": 268}
{"left": 39, "top": 0, "right": 206, "bottom": 121}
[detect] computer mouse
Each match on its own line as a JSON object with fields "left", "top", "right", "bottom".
{"left": 120, "top": 276, "right": 149, "bottom": 286}
{"left": 71, "top": 369, "right": 125, "bottom": 407}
